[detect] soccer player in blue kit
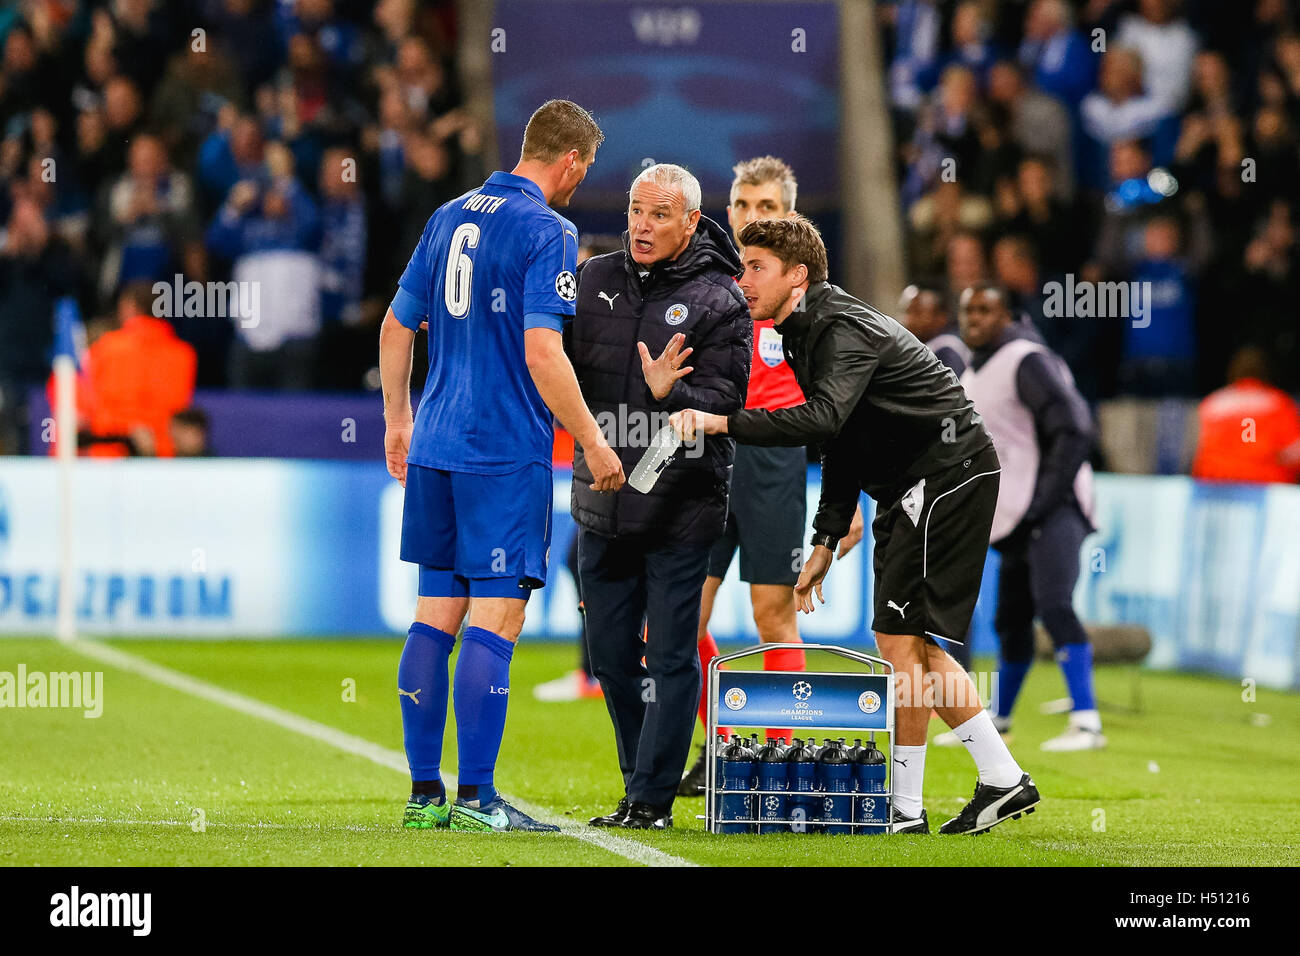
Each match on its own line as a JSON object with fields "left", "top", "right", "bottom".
{"left": 378, "top": 100, "right": 625, "bottom": 832}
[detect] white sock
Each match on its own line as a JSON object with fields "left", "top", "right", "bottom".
{"left": 892, "top": 744, "right": 927, "bottom": 818}
{"left": 1070, "top": 708, "right": 1102, "bottom": 732}
{"left": 952, "top": 711, "right": 1023, "bottom": 788}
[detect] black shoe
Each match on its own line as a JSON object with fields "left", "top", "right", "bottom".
{"left": 677, "top": 746, "right": 707, "bottom": 796}
{"left": 889, "top": 806, "right": 929, "bottom": 834}
{"left": 621, "top": 801, "right": 673, "bottom": 830}
{"left": 939, "top": 773, "right": 1041, "bottom": 835}
{"left": 588, "top": 797, "right": 630, "bottom": 827}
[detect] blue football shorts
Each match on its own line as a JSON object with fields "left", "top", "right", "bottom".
{"left": 400, "top": 462, "right": 553, "bottom": 599}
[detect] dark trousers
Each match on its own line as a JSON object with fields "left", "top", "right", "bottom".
{"left": 577, "top": 528, "right": 709, "bottom": 808}
{"left": 995, "top": 504, "right": 1092, "bottom": 661}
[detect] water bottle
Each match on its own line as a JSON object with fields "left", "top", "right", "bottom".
{"left": 816, "top": 739, "right": 854, "bottom": 834}
{"left": 853, "top": 734, "right": 888, "bottom": 835}
{"left": 710, "top": 732, "right": 727, "bottom": 820}
{"left": 786, "top": 738, "right": 819, "bottom": 834}
{"left": 755, "top": 738, "right": 789, "bottom": 834}
{"left": 719, "top": 735, "right": 756, "bottom": 834}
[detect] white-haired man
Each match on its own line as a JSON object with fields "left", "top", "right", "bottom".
{"left": 570, "top": 164, "right": 752, "bottom": 830}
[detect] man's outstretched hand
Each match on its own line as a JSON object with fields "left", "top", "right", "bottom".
{"left": 668, "top": 408, "right": 728, "bottom": 441}
{"left": 638, "top": 333, "right": 694, "bottom": 401}
{"left": 794, "top": 545, "right": 833, "bottom": 613}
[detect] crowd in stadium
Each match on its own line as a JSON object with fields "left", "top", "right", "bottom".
{"left": 0, "top": 0, "right": 1297, "bottom": 475}
{"left": 0, "top": 0, "right": 473, "bottom": 452}
{"left": 887, "top": 0, "right": 1300, "bottom": 402}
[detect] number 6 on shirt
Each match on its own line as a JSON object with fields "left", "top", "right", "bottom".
{"left": 444, "top": 222, "right": 480, "bottom": 318}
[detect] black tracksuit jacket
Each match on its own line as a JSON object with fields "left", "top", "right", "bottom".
{"left": 728, "top": 280, "right": 993, "bottom": 540}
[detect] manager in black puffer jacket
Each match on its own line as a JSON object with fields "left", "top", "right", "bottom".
{"left": 571, "top": 164, "right": 750, "bottom": 829}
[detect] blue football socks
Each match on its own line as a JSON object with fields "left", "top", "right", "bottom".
{"left": 453, "top": 626, "right": 516, "bottom": 805}
{"left": 1056, "top": 642, "right": 1098, "bottom": 713}
{"left": 398, "top": 622, "right": 456, "bottom": 796}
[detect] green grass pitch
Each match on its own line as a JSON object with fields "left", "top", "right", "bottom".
{"left": 1, "top": 637, "right": 1297, "bottom": 867}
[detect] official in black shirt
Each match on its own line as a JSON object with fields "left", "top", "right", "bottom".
{"left": 672, "top": 216, "right": 1041, "bottom": 836}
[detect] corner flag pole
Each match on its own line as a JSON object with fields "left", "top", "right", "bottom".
{"left": 53, "top": 297, "right": 81, "bottom": 644}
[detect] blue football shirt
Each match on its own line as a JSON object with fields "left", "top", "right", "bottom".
{"left": 395, "top": 171, "right": 579, "bottom": 474}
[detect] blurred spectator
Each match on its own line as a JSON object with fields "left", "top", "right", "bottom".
{"left": 1114, "top": 0, "right": 1199, "bottom": 114}
{"left": 909, "top": 179, "right": 993, "bottom": 279}
{"left": 99, "top": 134, "right": 196, "bottom": 301}
{"left": 1000, "top": 156, "right": 1086, "bottom": 275}
{"left": 170, "top": 406, "right": 212, "bottom": 457}
{"left": 208, "top": 0, "right": 282, "bottom": 93}
{"left": 987, "top": 59, "right": 1074, "bottom": 197}
{"left": 994, "top": 233, "right": 1108, "bottom": 402}
{"left": 969, "top": 102, "right": 1022, "bottom": 196}
{"left": 103, "top": 0, "right": 174, "bottom": 94}
{"left": 101, "top": 75, "right": 146, "bottom": 176}
{"left": 1018, "top": 0, "right": 1097, "bottom": 108}
{"left": 198, "top": 112, "right": 265, "bottom": 210}
{"left": 1233, "top": 200, "right": 1300, "bottom": 389}
{"left": 929, "top": 1, "right": 1004, "bottom": 91}
{"left": 1080, "top": 48, "right": 1176, "bottom": 187}
{"left": 1090, "top": 140, "right": 1210, "bottom": 280}
{"left": 397, "top": 130, "right": 457, "bottom": 257}
{"left": 1120, "top": 216, "right": 1198, "bottom": 397}
{"left": 206, "top": 141, "right": 322, "bottom": 390}
{"left": 902, "top": 64, "right": 982, "bottom": 204}
{"left": 945, "top": 230, "right": 989, "bottom": 304}
{"left": 1191, "top": 346, "right": 1300, "bottom": 483}
{"left": 316, "top": 146, "right": 370, "bottom": 389}
{"left": 149, "top": 41, "right": 247, "bottom": 174}
{"left": 884, "top": 0, "right": 943, "bottom": 114}
{"left": 55, "top": 281, "right": 197, "bottom": 458}
{"left": 900, "top": 283, "right": 970, "bottom": 377}
{"left": 0, "top": 197, "right": 81, "bottom": 453}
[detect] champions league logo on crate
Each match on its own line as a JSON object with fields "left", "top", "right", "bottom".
{"left": 783, "top": 679, "right": 824, "bottom": 722}
{"left": 705, "top": 645, "right": 894, "bottom": 836}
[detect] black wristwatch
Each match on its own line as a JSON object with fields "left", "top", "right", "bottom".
{"left": 810, "top": 532, "right": 839, "bottom": 552}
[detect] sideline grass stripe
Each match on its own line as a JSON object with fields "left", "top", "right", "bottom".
{"left": 69, "top": 640, "right": 696, "bottom": 868}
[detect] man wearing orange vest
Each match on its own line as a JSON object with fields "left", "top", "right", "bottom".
{"left": 1192, "top": 346, "right": 1300, "bottom": 484}
{"left": 51, "top": 282, "right": 197, "bottom": 457}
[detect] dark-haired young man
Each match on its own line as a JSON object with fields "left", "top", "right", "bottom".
{"left": 673, "top": 216, "right": 1040, "bottom": 835}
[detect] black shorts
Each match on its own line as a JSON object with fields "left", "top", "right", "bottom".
{"left": 870, "top": 444, "right": 1000, "bottom": 643}
{"left": 707, "top": 443, "right": 807, "bottom": 586}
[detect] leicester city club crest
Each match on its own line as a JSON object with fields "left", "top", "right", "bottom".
{"left": 665, "top": 303, "right": 689, "bottom": 325}
{"left": 858, "top": 690, "right": 881, "bottom": 714}
{"left": 724, "top": 687, "right": 747, "bottom": 711}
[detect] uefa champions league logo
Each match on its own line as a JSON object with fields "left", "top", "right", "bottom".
{"left": 765, "top": 795, "right": 780, "bottom": 811}
{"left": 857, "top": 691, "right": 881, "bottom": 714}
{"left": 723, "top": 687, "right": 747, "bottom": 711}
{"left": 792, "top": 680, "right": 813, "bottom": 701}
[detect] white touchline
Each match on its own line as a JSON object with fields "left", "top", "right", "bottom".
{"left": 69, "top": 641, "right": 696, "bottom": 868}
